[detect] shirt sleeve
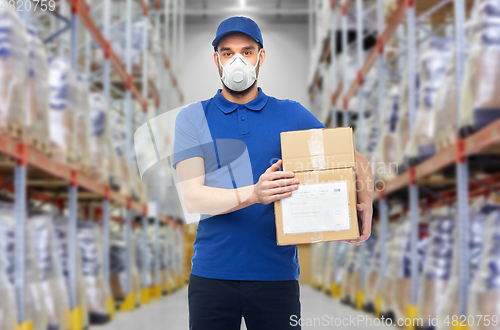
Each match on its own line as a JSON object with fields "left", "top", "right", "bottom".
{"left": 296, "top": 101, "right": 326, "bottom": 130}
{"left": 172, "top": 107, "right": 204, "bottom": 170}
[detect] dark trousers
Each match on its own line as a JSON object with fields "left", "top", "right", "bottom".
{"left": 188, "top": 274, "right": 301, "bottom": 330}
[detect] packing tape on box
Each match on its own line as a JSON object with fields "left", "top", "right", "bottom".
{"left": 310, "top": 231, "right": 324, "bottom": 243}
{"left": 303, "top": 171, "right": 319, "bottom": 185}
{"left": 303, "top": 161, "right": 323, "bottom": 242}
{"left": 308, "top": 129, "right": 326, "bottom": 170}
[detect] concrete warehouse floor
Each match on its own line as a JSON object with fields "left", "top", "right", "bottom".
{"left": 94, "top": 285, "right": 395, "bottom": 330}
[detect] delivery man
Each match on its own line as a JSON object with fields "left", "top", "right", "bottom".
{"left": 172, "top": 16, "right": 374, "bottom": 330}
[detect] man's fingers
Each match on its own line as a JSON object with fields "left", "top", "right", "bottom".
{"left": 266, "top": 191, "right": 293, "bottom": 203}
{"left": 266, "top": 185, "right": 298, "bottom": 196}
{"left": 267, "top": 178, "right": 299, "bottom": 189}
{"left": 356, "top": 203, "right": 367, "bottom": 211}
{"left": 341, "top": 239, "right": 363, "bottom": 246}
{"left": 266, "top": 171, "right": 295, "bottom": 181}
{"left": 265, "top": 159, "right": 282, "bottom": 173}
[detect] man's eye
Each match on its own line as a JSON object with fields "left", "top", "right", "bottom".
{"left": 244, "top": 51, "right": 251, "bottom": 55}
{"left": 224, "top": 53, "right": 232, "bottom": 56}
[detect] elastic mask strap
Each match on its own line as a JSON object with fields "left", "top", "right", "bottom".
{"left": 253, "top": 49, "right": 262, "bottom": 69}
{"left": 217, "top": 51, "right": 223, "bottom": 67}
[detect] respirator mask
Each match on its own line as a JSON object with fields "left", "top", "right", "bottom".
{"left": 217, "top": 49, "right": 262, "bottom": 92}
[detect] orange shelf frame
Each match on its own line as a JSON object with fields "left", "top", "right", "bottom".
{"left": 70, "top": 0, "right": 183, "bottom": 107}
{"left": 318, "top": 0, "right": 407, "bottom": 107}
{"left": 71, "top": 0, "right": 146, "bottom": 106}
{"left": 375, "top": 118, "right": 500, "bottom": 199}
{"left": 343, "top": 1, "right": 407, "bottom": 103}
{"left": 0, "top": 132, "right": 148, "bottom": 215}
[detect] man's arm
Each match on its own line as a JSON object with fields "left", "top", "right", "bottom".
{"left": 176, "top": 157, "right": 298, "bottom": 216}
{"left": 342, "top": 150, "right": 374, "bottom": 246}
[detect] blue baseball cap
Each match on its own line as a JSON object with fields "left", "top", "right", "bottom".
{"left": 212, "top": 16, "right": 263, "bottom": 51}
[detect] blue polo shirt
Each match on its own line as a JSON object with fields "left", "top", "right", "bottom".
{"left": 172, "top": 87, "right": 325, "bottom": 281}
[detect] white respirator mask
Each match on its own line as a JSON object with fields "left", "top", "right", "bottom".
{"left": 217, "top": 49, "right": 262, "bottom": 92}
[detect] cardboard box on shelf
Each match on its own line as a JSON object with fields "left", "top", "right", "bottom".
{"left": 274, "top": 127, "right": 360, "bottom": 245}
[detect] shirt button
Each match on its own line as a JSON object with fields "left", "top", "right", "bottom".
{"left": 240, "top": 116, "right": 245, "bottom": 121}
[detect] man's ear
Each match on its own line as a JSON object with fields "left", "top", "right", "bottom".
{"left": 258, "top": 48, "right": 266, "bottom": 67}
{"left": 213, "top": 51, "right": 219, "bottom": 69}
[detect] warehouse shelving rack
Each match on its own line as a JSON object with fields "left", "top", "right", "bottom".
{"left": 309, "top": 0, "right": 500, "bottom": 328}
{"left": 6, "top": 1, "right": 187, "bottom": 330}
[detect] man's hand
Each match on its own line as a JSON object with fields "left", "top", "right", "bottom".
{"left": 252, "top": 159, "right": 299, "bottom": 205}
{"left": 342, "top": 203, "right": 373, "bottom": 246}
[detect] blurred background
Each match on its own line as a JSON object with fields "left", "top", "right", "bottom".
{"left": 1, "top": 0, "right": 500, "bottom": 330}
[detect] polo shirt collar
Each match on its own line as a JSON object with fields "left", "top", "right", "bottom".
{"left": 214, "top": 87, "right": 269, "bottom": 114}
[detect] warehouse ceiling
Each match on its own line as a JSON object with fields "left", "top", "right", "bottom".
{"left": 184, "top": 0, "right": 309, "bottom": 24}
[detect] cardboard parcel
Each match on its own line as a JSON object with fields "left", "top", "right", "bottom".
{"left": 274, "top": 127, "right": 360, "bottom": 245}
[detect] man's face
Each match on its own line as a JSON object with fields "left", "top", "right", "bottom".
{"left": 213, "top": 32, "right": 265, "bottom": 79}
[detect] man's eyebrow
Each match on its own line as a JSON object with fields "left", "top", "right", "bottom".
{"left": 218, "top": 45, "right": 256, "bottom": 52}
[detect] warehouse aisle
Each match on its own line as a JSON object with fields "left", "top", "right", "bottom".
{"left": 93, "top": 285, "right": 393, "bottom": 330}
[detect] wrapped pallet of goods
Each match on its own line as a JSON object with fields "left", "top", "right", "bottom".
{"left": 92, "top": 0, "right": 151, "bottom": 73}
{"left": 176, "top": 225, "right": 186, "bottom": 284}
{"left": 148, "top": 225, "right": 162, "bottom": 295}
{"left": 112, "top": 19, "right": 151, "bottom": 73}
{"left": 133, "top": 160, "right": 147, "bottom": 203}
{"left": 135, "top": 227, "right": 153, "bottom": 292}
{"left": 89, "top": 92, "right": 118, "bottom": 188}
{"left": 130, "top": 130, "right": 147, "bottom": 202}
{"left": 363, "top": 231, "right": 380, "bottom": 313}
{"left": 340, "top": 245, "right": 359, "bottom": 306}
{"left": 437, "top": 197, "right": 493, "bottom": 330}
{"left": 75, "top": 75, "right": 91, "bottom": 174}
{"left": 0, "top": 254, "right": 16, "bottom": 330}
{"left": 53, "top": 217, "right": 89, "bottom": 330}
{"left": 417, "top": 208, "right": 455, "bottom": 330}
{"left": 322, "top": 242, "right": 335, "bottom": 294}
{"left": 29, "top": 213, "right": 70, "bottom": 330}
{"left": 386, "top": 220, "right": 410, "bottom": 321}
{"left": 311, "top": 243, "right": 327, "bottom": 289}
{"left": 385, "top": 218, "right": 428, "bottom": 321}
{"left": 330, "top": 241, "right": 349, "bottom": 298}
{"left": 166, "top": 223, "right": 179, "bottom": 292}
{"left": 0, "top": 209, "right": 17, "bottom": 330}
{"left": 433, "top": 50, "right": 460, "bottom": 151}
{"left": 25, "top": 27, "right": 50, "bottom": 153}
{"left": 0, "top": 7, "right": 28, "bottom": 138}
{"left": 375, "top": 223, "right": 397, "bottom": 318}
{"left": 109, "top": 224, "right": 141, "bottom": 305}
{"left": 459, "top": 0, "right": 500, "bottom": 137}
{"left": 165, "top": 223, "right": 177, "bottom": 290}
{"left": 48, "top": 58, "right": 78, "bottom": 164}
{"left": 169, "top": 224, "right": 180, "bottom": 287}
{"left": 364, "top": 102, "right": 380, "bottom": 159}
{"left": 407, "top": 38, "right": 452, "bottom": 165}
{"left": 468, "top": 200, "right": 500, "bottom": 330}
{"left": 335, "top": 46, "right": 359, "bottom": 111}
{"left": 352, "top": 235, "right": 377, "bottom": 309}
{"left": 150, "top": 41, "right": 163, "bottom": 92}
{"left": 158, "top": 224, "right": 167, "bottom": 294}
{"left": 76, "top": 221, "right": 111, "bottom": 325}
{"left": 0, "top": 203, "right": 48, "bottom": 330}
{"left": 378, "top": 86, "right": 400, "bottom": 181}
{"left": 163, "top": 224, "right": 173, "bottom": 293}
{"left": 109, "top": 113, "right": 131, "bottom": 196}
{"left": 91, "top": 13, "right": 153, "bottom": 77}
{"left": 174, "top": 226, "right": 183, "bottom": 286}
{"left": 394, "top": 69, "right": 419, "bottom": 171}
